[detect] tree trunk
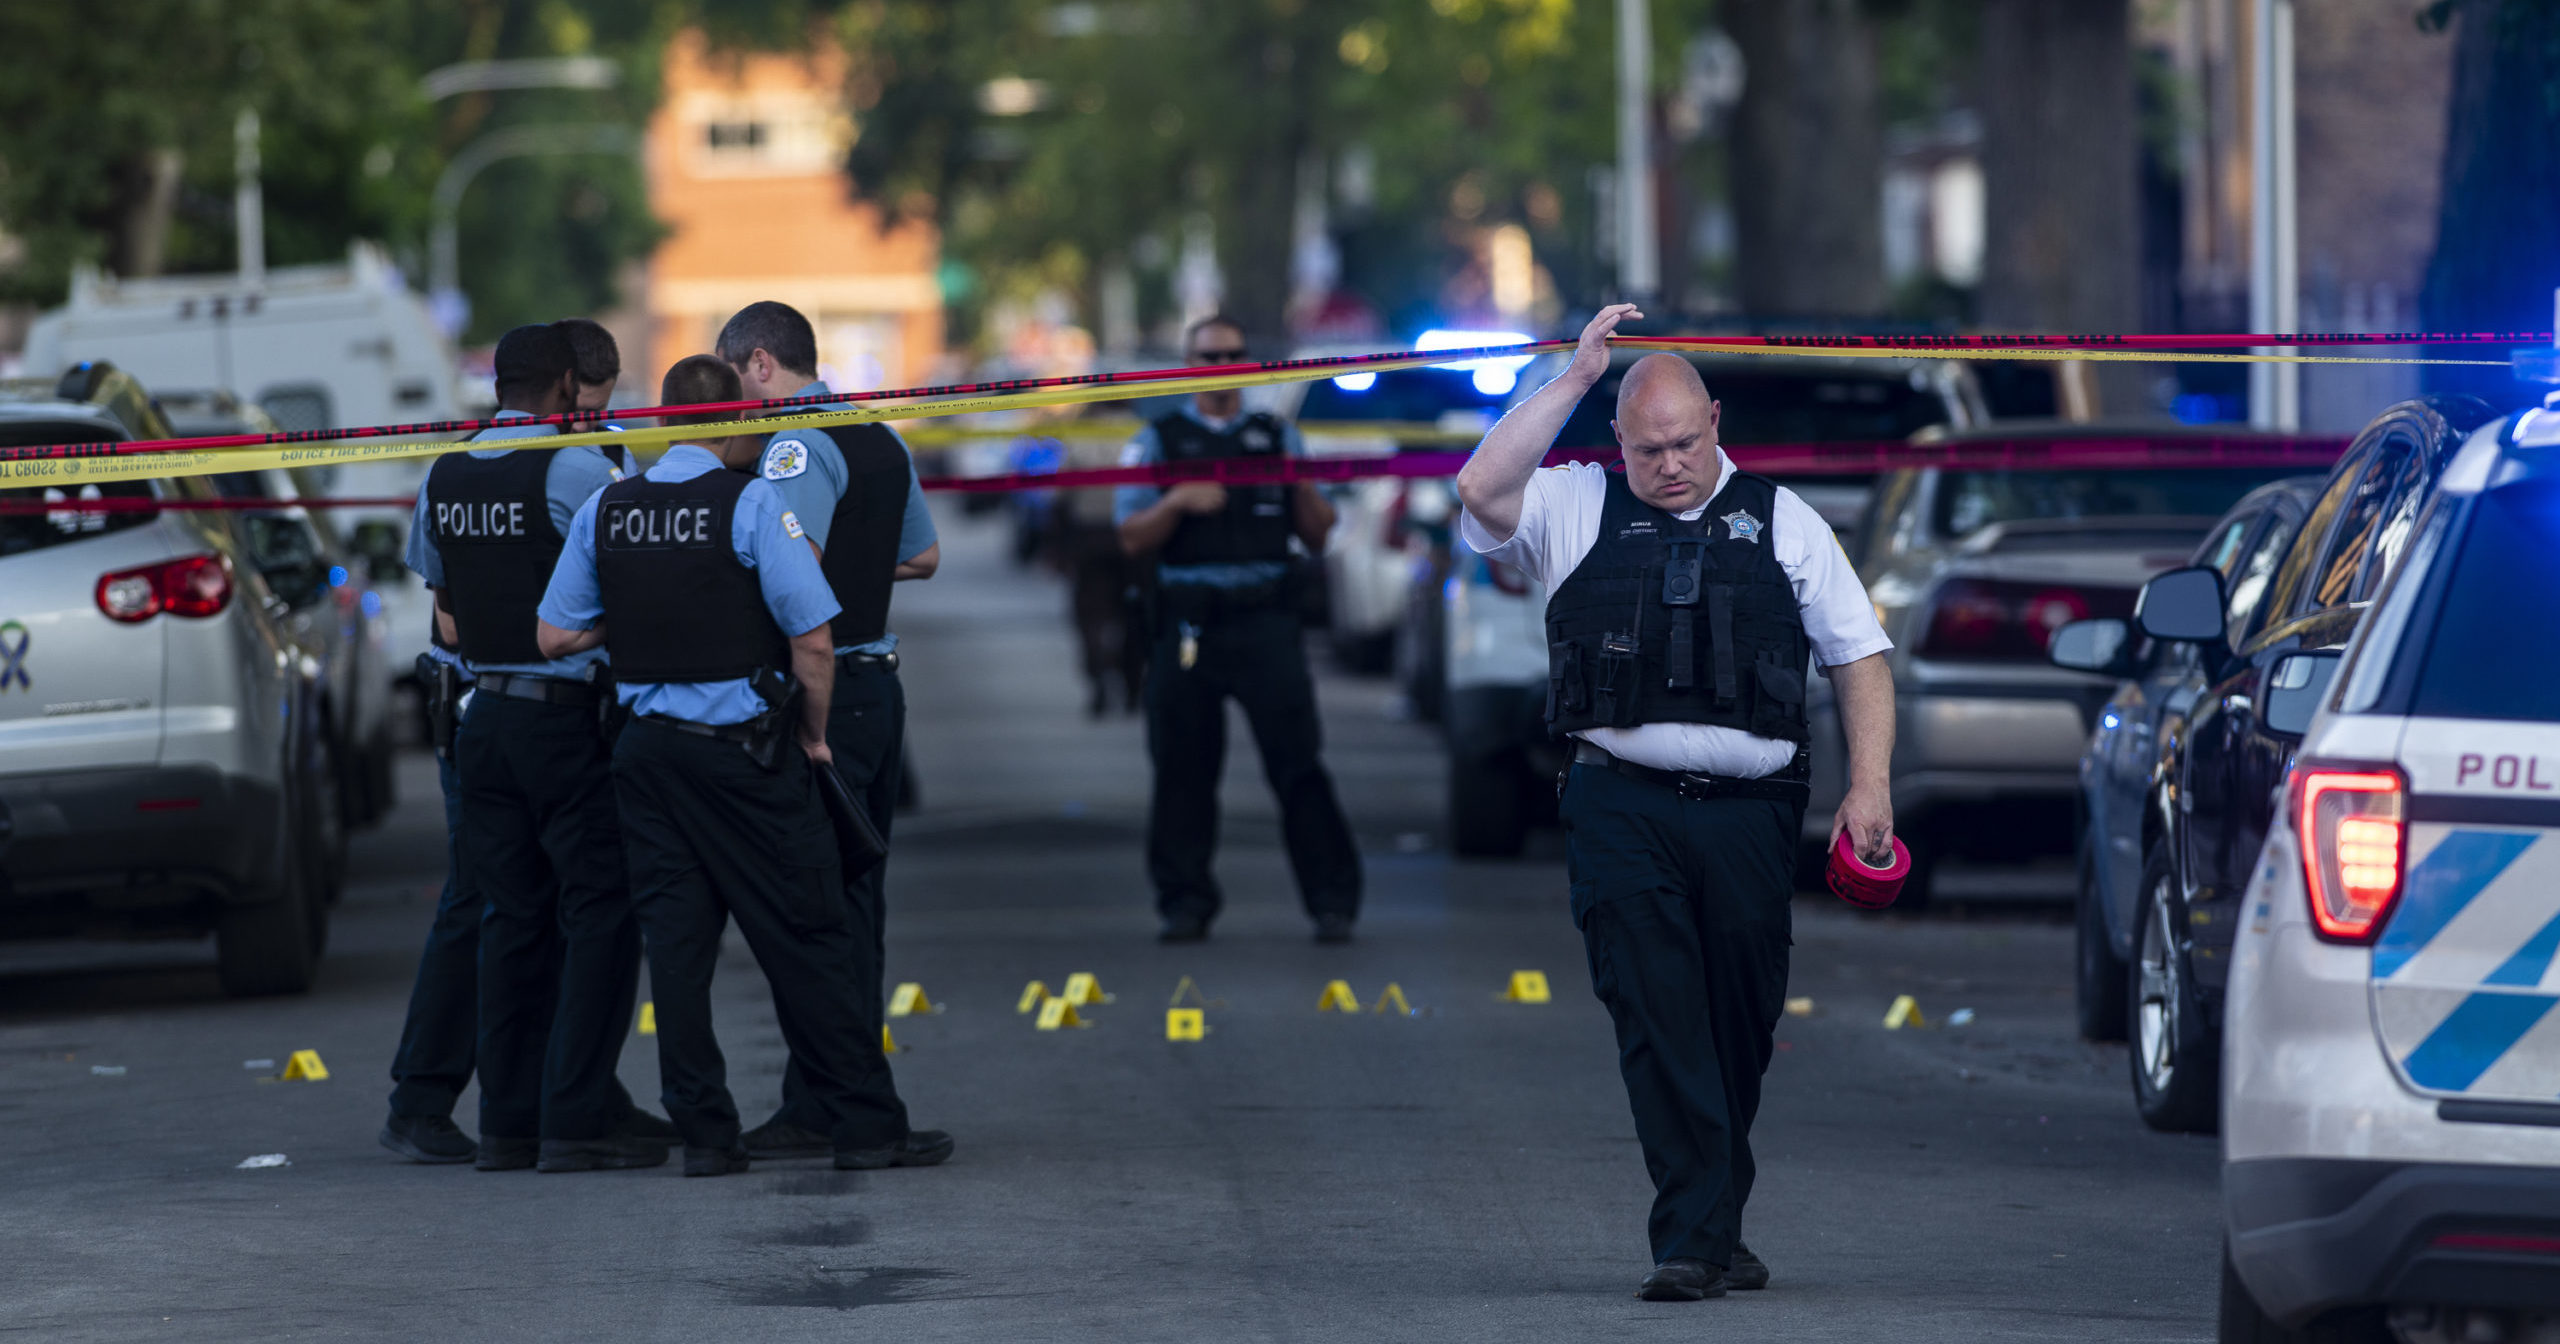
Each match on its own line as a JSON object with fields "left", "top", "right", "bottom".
{"left": 109, "top": 148, "right": 183, "bottom": 278}
{"left": 1979, "top": 0, "right": 2139, "bottom": 409}
{"left": 1208, "top": 21, "right": 1312, "bottom": 353}
{"left": 1724, "top": 0, "right": 1884, "bottom": 319}
{"left": 2421, "top": 0, "right": 2560, "bottom": 401}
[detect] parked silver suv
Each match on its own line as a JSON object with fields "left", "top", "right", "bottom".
{"left": 0, "top": 363, "right": 343, "bottom": 994}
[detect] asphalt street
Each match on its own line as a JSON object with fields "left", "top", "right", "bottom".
{"left": 0, "top": 508, "right": 2221, "bottom": 1342}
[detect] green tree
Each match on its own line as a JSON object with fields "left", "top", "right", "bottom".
{"left": 2421, "top": 0, "right": 2560, "bottom": 402}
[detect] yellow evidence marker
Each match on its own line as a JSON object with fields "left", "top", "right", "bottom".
{"left": 1060, "top": 972, "right": 1113, "bottom": 1006}
{"left": 1883, "top": 995, "right": 1927, "bottom": 1030}
{"left": 1316, "top": 980, "right": 1361, "bottom": 1012}
{"left": 887, "top": 982, "right": 935, "bottom": 1017}
{"left": 1371, "top": 983, "right": 1414, "bottom": 1016}
{"left": 1035, "top": 996, "right": 1086, "bottom": 1031}
{"left": 637, "top": 1001, "right": 656, "bottom": 1035}
{"left": 1166, "top": 1008, "right": 1206, "bottom": 1041}
{"left": 281, "top": 1050, "right": 329, "bottom": 1082}
{"left": 1017, "top": 981, "right": 1049, "bottom": 1014}
{"left": 1503, "top": 970, "right": 1552, "bottom": 1004}
{"left": 882, "top": 1025, "right": 899, "bottom": 1054}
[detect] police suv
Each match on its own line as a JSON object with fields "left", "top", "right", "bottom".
{"left": 2218, "top": 400, "right": 2560, "bottom": 1342}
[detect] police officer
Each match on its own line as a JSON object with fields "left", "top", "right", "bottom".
{"left": 715, "top": 301, "right": 936, "bottom": 1161}
{"left": 405, "top": 324, "right": 672, "bottom": 1174}
{"left": 535, "top": 354, "right": 952, "bottom": 1177}
{"left": 1116, "top": 314, "right": 1360, "bottom": 944}
{"left": 1455, "top": 305, "right": 1898, "bottom": 1302}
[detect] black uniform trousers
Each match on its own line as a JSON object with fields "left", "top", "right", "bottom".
{"left": 771, "top": 658, "right": 910, "bottom": 1138}
{"left": 1560, "top": 761, "right": 1800, "bottom": 1269}
{"left": 1143, "top": 604, "right": 1360, "bottom": 924}
{"left": 457, "top": 693, "right": 641, "bottom": 1142}
{"left": 612, "top": 719, "right": 905, "bottom": 1151}
{"left": 387, "top": 748, "right": 502, "bottom": 1119}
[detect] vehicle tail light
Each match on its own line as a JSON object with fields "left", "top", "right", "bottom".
{"left": 95, "top": 555, "right": 232, "bottom": 624}
{"left": 1917, "top": 577, "right": 2132, "bottom": 662}
{"left": 2291, "top": 763, "right": 2405, "bottom": 942}
{"left": 1486, "top": 560, "right": 1530, "bottom": 597}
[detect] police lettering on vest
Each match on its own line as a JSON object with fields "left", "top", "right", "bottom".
{"left": 1153, "top": 412, "right": 1295, "bottom": 568}
{"left": 426, "top": 449, "right": 565, "bottom": 665}
{"left": 595, "top": 470, "right": 792, "bottom": 685}
{"left": 604, "top": 500, "right": 718, "bottom": 547}
{"left": 1544, "top": 469, "right": 1812, "bottom": 743}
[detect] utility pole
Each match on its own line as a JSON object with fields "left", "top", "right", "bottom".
{"left": 2249, "top": 0, "right": 2299, "bottom": 429}
{"left": 234, "top": 109, "right": 264, "bottom": 291}
{"left": 1617, "top": 0, "right": 1659, "bottom": 303}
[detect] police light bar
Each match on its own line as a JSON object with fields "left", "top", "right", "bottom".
{"left": 1416, "top": 329, "right": 1534, "bottom": 396}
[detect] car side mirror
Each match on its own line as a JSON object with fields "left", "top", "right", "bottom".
{"left": 2134, "top": 566, "right": 2227, "bottom": 643}
{"left": 2048, "top": 618, "right": 2132, "bottom": 677}
{"left": 2264, "top": 650, "right": 2343, "bottom": 737}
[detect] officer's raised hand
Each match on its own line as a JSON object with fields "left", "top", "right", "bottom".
{"left": 1565, "top": 303, "right": 1645, "bottom": 388}
{"left": 1457, "top": 302, "right": 1643, "bottom": 542}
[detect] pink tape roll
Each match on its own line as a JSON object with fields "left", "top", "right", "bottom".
{"left": 1827, "top": 829, "right": 1911, "bottom": 909}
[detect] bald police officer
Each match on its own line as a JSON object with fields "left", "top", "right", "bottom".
{"left": 536, "top": 355, "right": 951, "bottom": 1178}
{"left": 716, "top": 301, "right": 937, "bottom": 1162}
{"left": 387, "top": 325, "right": 670, "bottom": 1169}
{"left": 1455, "top": 305, "right": 1899, "bottom": 1302}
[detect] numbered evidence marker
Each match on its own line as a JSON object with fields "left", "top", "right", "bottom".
{"left": 1371, "top": 983, "right": 1414, "bottom": 1016}
{"left": 1035, "top": 995, "right": 1087, "bottom": 1031}
{"left": 1502, "top": 970, "right": 1552, "bottom": 1004}
{"left": 1060, "top": 972, "right": 1114, "bottom": 1006}
{"left": 1316, "top": 980, "right": 1361, "bottom": 1013}
{"left": 281, "top": 1050, "right": 329, "bottom": 1082}
{"left": 887, "top": 982, "right": 936, "bottom": 1017}
{"left": 1166, "top": 1008, "right": 1206, "bottom": 1041}
{"left": 637, "top": 1001, "right": 657, "bottom": 1035}
{"left": 882, "top": 1025, "right": 899, "bottom": 1055}
{"left": 1017, "top": 981, "right": 1049, "bottom": 1014}
{"left": 1882, "top": 994, "right": 1927, "bottom": 1030}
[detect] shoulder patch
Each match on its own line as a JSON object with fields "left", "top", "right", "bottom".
{"left": 781, "top": 510, "right": 806, "bottom": 540}
{"left": 762, "top": 439, "right": 810, "bottom": 481}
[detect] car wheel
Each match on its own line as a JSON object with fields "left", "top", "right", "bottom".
{"left": 2077, "top": 840, "right": 2130, "bottom": 1042}
{"left": 1450, "top": 753, "right": 1528, "bottom": 858}
{"left": 216, "top": 795, "right": 321, "bottom": 997}
{"left": 2218, "top": 1240, "right": 2390, "bottom": 1343}
{"left": 2130, "top": 847, "right": 2218, "bottom": 1133}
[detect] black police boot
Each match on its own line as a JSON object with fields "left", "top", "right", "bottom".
{"left": 1313, "top": 913, "right": 1355, "bottom": 945}
{"left": 379, "top": 1114, "right": 477, "bottom": 1165}
{"left": 741, "top": 1118, "right": 833, "bottom": 1160}
{"left": 835, "top": 1129, "right": 955, "bottom": 1171}
{"left": 1725, "top": 1245, "right": 1770, "bottom": 1291}
{"left": 1158, "top": 914, "right": 1210, "bottom": 944}
{"left": 683, "top": 1145, "right": 751, "bottom": 1178}
{"left": 474, "top": 1136, "right": 540, "bottom": 1172}
{"left": 1636, "top": 1259, "right": 1727, "bottom": 1302}
{"left": 537, "top": 1134, "right": 671, "bottom": 1173}
{"left": 614, "top": 1104, "right": 681, "bottom": 1147}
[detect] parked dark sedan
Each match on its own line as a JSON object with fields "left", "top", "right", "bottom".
{"left": 2050, "top": 396, "right": 2497, "bottom": 1133}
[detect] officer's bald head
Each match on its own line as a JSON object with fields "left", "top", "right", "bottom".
{"left": 1610, "top": 353, "right": 1722, "bottom": 512}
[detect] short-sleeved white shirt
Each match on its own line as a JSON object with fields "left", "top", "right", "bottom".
{"left": 1457, "top": 453, "right": 1891, "bottom": 776}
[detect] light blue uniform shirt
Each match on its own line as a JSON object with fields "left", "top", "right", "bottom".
{"left": 406, "top": 410, "right": 631, "bottom": 682}
{"left": 1113, "top": 407, "right": 1307, "bottom": 588}
{"left": 538, "top": 444, "right": 840, "bottom": 727}
{"left": 756, "top": 380, "right": 936, "bottom": 655}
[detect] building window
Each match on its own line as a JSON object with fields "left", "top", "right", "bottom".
{"left": 705, "top": 121, "right": 766, "bottom": 154}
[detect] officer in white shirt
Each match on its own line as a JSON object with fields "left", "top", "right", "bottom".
{"left": 1455, "top": 304, "right": 1898, "bottom": 1304}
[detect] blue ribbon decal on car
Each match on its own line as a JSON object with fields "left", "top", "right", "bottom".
{"left": 0, "top": 621, "right": 27, "bottom": 691}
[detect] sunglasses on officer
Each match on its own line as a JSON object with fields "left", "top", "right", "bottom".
{"left": 1190, "top": 345, "right": 1248, "bottom": 363}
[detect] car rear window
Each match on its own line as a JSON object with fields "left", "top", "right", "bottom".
{"left": 0, "top": 421, "right": 157, "bottom": 557}
{"left": 1552, "top": 367, "right": 1954, "bottom": 451}
{"left": 1297, "top": 368, "right": 1507, "bottom": 424}
{"left": 1932, "top": 468, "right": 2294, "bottom": 539}
{"left": 2410, "top": 479, "right": 2560, "bottom": 722}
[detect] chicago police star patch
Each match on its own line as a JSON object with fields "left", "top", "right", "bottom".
{"left": 1722, "top": 510, "right": 1764, "bottom": 544}
{"left": 762, "top": 440, "right": 809, "bottom": 481}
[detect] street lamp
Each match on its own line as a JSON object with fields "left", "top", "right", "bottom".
{"left": 426, "top": 123, "right": 637, "bottom": 333}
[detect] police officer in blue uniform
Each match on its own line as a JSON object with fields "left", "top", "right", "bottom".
{"left": 715, "top": 301, "right": 937, "bottom": 1160}
{"left": 403, "top": 324, "right": 672, "bottom": 1173}
{"left": 537, "top": 354, "right": 952, "bottom": 1178}
{"left": 1117, "top": 314, "right": 1361, "bottom": 944}
{"left": 379, "top": 613, "right": 483, "bottom": 1162}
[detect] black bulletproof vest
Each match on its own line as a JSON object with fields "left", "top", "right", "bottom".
{"left": 1544, "top": 468, "right": 1812, "bottom": 743}
{"left": 594, "top": 469, "right": 791, "bottom": 684}
{"left": 1153, "top": 412, "right": 1295, "bottom": 566}
{"left": 426, "top": 448, "right": 562, "bottom": 664}
{"left": 814, "top": 425, "right": 908, "bottom": 647}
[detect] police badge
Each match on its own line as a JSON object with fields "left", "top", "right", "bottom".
{"left": 1722, "top": 510, "right": 1764, "bottom": 544}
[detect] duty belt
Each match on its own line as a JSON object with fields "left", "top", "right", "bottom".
{"left": 1158, "top": 579, "right": 1285, "bottom": 625}
{"left": 475, "top": 671, "right": 601, "bottom": 707}
{"left": 836, "top": 650, "right": 898, "bottom": 672}
{"left": 1570, "top": 741, "right": 1811, "bottom": 804}
{"left": 637, "top": 713, "right": 759, "bottom": 744}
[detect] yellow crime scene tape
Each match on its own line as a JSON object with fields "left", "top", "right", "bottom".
{"left": 0, "top": 340, "right": 2507, "bottom": 490}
